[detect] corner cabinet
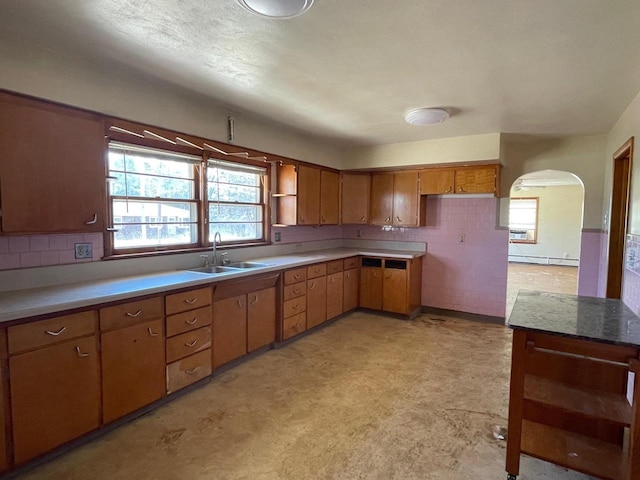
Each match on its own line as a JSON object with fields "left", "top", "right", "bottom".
{"left": 370, "top": 172, "right": 426, "bottom": 227}
{"left": 0, "top": 92, "right": 106, "bottom": 233}
{"left": 420, "top": 164, "right": 501, "bottom": 197}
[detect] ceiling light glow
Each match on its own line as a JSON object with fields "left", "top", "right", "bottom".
{"left": 237, "top": 0, "right": 314, "bottom": 18}
{"left": 405, "top": 108, "right": 449, "bottom": 126}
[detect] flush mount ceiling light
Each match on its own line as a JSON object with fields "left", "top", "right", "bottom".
{"left": 405, "top": 107, "right": 449, "bottom": 126}
{"left": 237, "top": 0, "right": 314, "bottom": 18}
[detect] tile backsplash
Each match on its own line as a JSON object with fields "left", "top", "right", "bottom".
{"left": 0, "top": 233, "right": 103, "bottom": 270}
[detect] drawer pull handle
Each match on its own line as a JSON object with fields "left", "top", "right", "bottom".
{"left": 293, "top": 288, "right": 301, "bottom": 294}
{"left": 294, "top": 274, "right": 301, "bottom": 279}
{"left": 85, "top": 213, "right": 98, "bottom": 225}
{"left": 237, "top": 299, "right": 244, "bottom": 308}
{"left": 76, "top": 346, "right": 90, "bottom": 357}
{"left": 250, "top": 296, "right": 258, "bottom": 304}
{"left": 385, "top": 216, "right": 391, "bottom": 223}
{"left": 346, "top": 273, "right": 350, "bottom": 278}
{"left": 360, "top": 216, "right": 366, "bottom": 222}
{"left": 186, "top": 367, "right": 200, "bottom": 375}
{"left": 45, "top": 326, "right": 66, "bottom": 336}
{"left": 292, "top": 304, "right": 299, "bottom": 310}
{"left": 458, "top": 186, "right": 465, "bottom": 192}
{"left": 184, "top": 298, "right": 197, "bottom": 305}
{"left": 185, "top": 317, "right": 198, "bottom": 325}
{"left": 126, "top": 310, "right": 142, "bottom": 318}
{"left": 309, "top": 281, "right": 315, "bottom": 290}
{"left": 396, "top": 216, "right": 401, "bottom": 222}
{"left": 373, "top": 272, "right": 379, "bottom": 277}
{"left": 148, "top": 327, "right": 159, "bottom": 337}
{"left": 185, "top": 340, "right": 198, "bottom": 347}
{"left": 446, "top": 186, "right": 452, "bottom": 193}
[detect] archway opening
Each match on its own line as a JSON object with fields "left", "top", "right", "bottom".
{"left": 506, "top": 170, "right": 585, "bottom": 318}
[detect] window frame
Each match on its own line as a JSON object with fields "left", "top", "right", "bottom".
{"left": 509, "top": 197, "right": 539, "bottom": 244}
{"left": 105, "top": 137, "right": 271, "bottom": 257}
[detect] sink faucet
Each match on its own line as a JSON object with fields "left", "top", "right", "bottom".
{"left": 212, "top": 231, "right": 222, "bottom": 266}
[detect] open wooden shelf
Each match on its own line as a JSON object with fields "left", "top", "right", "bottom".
{"left": 524, "top": 374, "right": 632, "bottom": 426}
{"left": 521, "top": 420, "right": 625, "bottom": 480}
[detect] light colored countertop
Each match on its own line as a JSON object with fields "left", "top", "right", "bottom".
{"left": 0, "top": 247, "right": 424, "bottom": 323}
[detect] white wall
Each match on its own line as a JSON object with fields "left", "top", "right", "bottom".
{"left": 508, "top": 185, "right": 583, "bottom": 266}
{"left": 343, "top": 133, "right": 501, "bottom": 170}
{"left": 500, "top": 134, "right": 607, "bottom": 229}
{"left": 0, "top": 37, "right": 344, "bottom": 169}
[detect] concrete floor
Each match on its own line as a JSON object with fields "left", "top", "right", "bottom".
{"left": 17, "top": 312, "right": 594, "bottom": 480}
{"left": 506, "top": 263, "right": 578, "bottom": 318}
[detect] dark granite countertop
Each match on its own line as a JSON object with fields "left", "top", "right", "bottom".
{"left": 508, "top": 290, "right": 640, "bottom": 348}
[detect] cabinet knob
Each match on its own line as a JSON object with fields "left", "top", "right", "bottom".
{"left": 294, "top": 274, "right": 301, "bottom": 279}
{"left": 45, "top": 326, "right": 66, "bottom": 336}
{"left": 385, "top": 216, "right": 391, "bottom": 223}
{"left": 310, "top": 281, "right": 315, "bottom": 290}
{"left": 85, "top": 213, "right": 98, "bottom": 225}
{"left": 292, "top": 304, "right": 299, "bottom": 310}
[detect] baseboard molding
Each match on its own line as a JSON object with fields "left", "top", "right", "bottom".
{"left": 421, "top": 306, "right": 505, "bottom": 325}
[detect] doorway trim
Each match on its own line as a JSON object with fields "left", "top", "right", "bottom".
{"left": 606, "top": 137, "right": 634, "bottom": 299}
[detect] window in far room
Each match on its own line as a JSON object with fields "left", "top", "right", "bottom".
{"left": 509, "top": 197, "right": 538, "bottom": 244}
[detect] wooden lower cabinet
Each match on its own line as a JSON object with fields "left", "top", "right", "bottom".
{"left": 360, "top": 257, "right": 422, "bottom": 316}
{"left": 343, "top": 268, "right": 359, "bottom": 312}
{"left": 247, "top": 287, "right": 276, "bottom": 352}
{"left": 10, "top": 335, "right": 100, "bottom": 464}
{"left": 360, "top": 264, "right": 383, "bottom": 310}
{"left": 307, "top": 276, "right": 327, "bottom": 329}
{"left": 382, "top": 264, "right": 408, "bottom": 314}
{"left": 213, "top": 294, "right": 247, "bottom": 368}
{"left": 326, "top": 272, "right": 344, "bottom": 320}
{"left": 167, "top": 349, "right": 212, "bottom": 394}
{"left": 101, "top": 318, "right": 166, "bottom": 424}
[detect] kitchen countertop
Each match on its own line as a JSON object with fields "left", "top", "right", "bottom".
{"left": 508, "top": 290, "right": 640, "bottom": 348}
{"left": 0, "top": 247, "right": 425, "bottom": 323}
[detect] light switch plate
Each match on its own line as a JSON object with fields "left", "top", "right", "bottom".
{"left": 75, "top": 243, "right": 93, "bottom": 259}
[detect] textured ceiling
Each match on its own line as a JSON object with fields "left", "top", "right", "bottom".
{"left": 2, "top": 0, "right": 640, "bottom": 146}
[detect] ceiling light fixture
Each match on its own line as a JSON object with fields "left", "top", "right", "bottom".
{"left": 237, "top": 0, "right": 314, "bottom": 18}
{"left": 404, "top": 107, "right": 449, "bottom": 126}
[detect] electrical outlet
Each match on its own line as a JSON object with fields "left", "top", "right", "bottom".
{"left": 274, "top": 232, "right": 281, "bottom": 242}
{"left": 74, "top": 243, "right": 93, "bottom": 259}
{"left": 356, "top": 229, "right": 361, "bottom": 238}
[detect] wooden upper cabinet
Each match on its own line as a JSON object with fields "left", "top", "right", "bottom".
{"left": 320, "top": 170, "right": 339, "bottom": 225}
{"left": 392, "top": 172, "right": 420, "bottom": 227}
{"left": 370, "top": 173, "right": 394, "bottom": 225}
{"left": 420, "top": 169, "right": 454, "bottom": 194}
{"left": 341, "top": 173, "right": 370, "bottom": 224}
{"left": 454, "top": 165, "right": 500, "bottom": 195}
{"left": 420, "top": 165, "right": 501, "bottom": 196}
{"left": 297, "top": 165, "right": 321, "bottom": 225}
{"left": 0, "top": 93, "right": 106, "bottom": 233}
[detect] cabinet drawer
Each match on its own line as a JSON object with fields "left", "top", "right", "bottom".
{"left": 344, "top": 257, "right": 358, "bottom": 270}
{"left": 283, "top": 312, "right": 306, "bottom": 340}
{"left": 284, "top": 268, "right": 307, "bottom": 285}
{"left": 283, "top": 296, "right": 307, "bottom": 318}
{"left": 100, "top": 297, "right": 163, "bottom": 331}
{"left": 283, "top": 281, "right": 306, "bottom": 301}
{"left": 166, "top": 306, "right": 212, "bottom": 337}
{"left": 327, "top": 260, "right": 343, "bottom": 274}
{"left": 166, "top": 349, "right": 212, "bottom": 394}
{"left": 307, "top": 263, "right": 327, "bottom": 279}
{"left": 165, "top": 287, "right": 212, "bottom": 316}
{"left": 166, "top": 326, "right": 212, "bottom": 363}
{"left": 8, "top": 311, "right": 97, "bottom": 354}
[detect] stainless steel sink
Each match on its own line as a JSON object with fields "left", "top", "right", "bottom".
{"left": 188, "top": 266, "right": 239, "bottom": 274}
{"left": 226, "top": 262, "right": 271, "bottom": 269}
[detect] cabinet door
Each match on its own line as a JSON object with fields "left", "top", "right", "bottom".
{"left": 326, "top": 272, "right": 344, "bottom": 320}
{"left": 247, "top": 287, "right": 276, "bottom": 352}
{"left": 454, "top": 166, "right": 498, "bottom": 194}
{"left": 360, "top": 267, "right": 383, "bottom": 310}
{"left": 343, "top": 268, "right": 360, "bottom": 312}
{"left": 101, "top": 319, "right": 165, "bottom": 424}
{"left": 370, "top": 174, "right": 394, "bottom": 226}
{"left": 213, "top": 294, "right": 247, "bottom": 368}
{"left": 383, "top": 268, "right": 408, "bottom": 314}
{"left": 0, "top": 93, "right": 105, "bottom": 233}
{"left": 297, "top": 165, "right": 320, "bottom": 225}
{"left": 307, "top": 276, "right": 327, "bottom": 329}
{"left": 10, "top": 336, "right": 100, "bottom": 464}
{"left": 392, "top": 172, "right": 420, "bottom": 226}
{"left": 320, "top": 170, "right": 340, "bottom": 225}
{"left": 341, "top": 173, "right": 370, "bottom": 224}
{"left": 420, "top": 169, "right": 454, "bottom": 194}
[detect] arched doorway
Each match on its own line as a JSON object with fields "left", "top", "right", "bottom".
{"left": 505, "top": 170, "right": 585, "bottom": 317}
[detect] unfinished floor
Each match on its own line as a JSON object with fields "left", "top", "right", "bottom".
{"left": 17, "top": 312, "right": 594, "bottom": 480}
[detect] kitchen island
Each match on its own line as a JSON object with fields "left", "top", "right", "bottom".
{"left": 506, "top": 291, "right": 640, "bottom": 480}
